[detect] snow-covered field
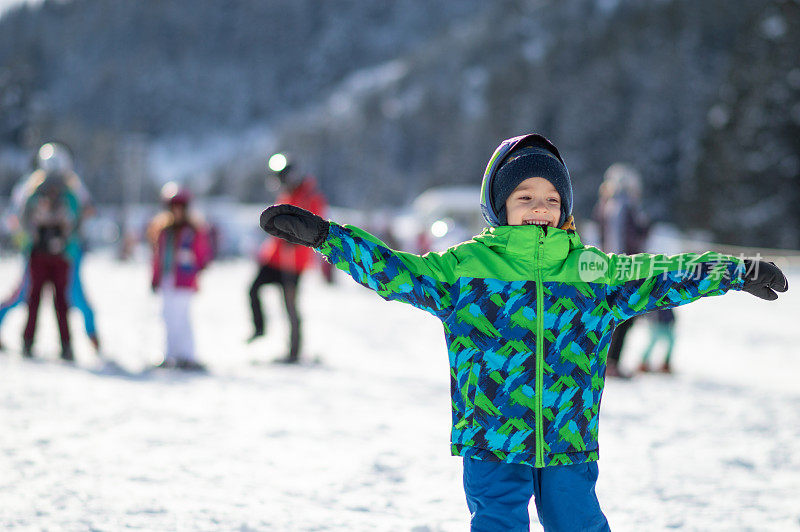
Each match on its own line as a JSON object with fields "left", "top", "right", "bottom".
{"left": 1, "top": 252, "right": 799, "bottom": 531}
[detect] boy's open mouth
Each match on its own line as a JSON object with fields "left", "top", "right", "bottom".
{"left": 522, "top": 220, "right": 551, "bottom": 226}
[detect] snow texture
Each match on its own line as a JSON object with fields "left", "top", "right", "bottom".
{"left": 1, "top": 253, "right": 799, "bottom": 530}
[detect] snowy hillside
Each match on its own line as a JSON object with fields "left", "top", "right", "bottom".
{"left": 1, "top": 253, "right": 799, "bottom": 530}
{"left": 3, "top": 0, "right": 799, "bottom": 249}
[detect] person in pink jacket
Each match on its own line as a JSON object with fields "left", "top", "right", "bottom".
{"left": 148, "top": 183, "right": 212, "bottom": 370}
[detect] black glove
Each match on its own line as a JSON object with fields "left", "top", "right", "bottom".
{"left": 741, "top": 259, "right": 788, "bottom": 300}
{"left": 259, "top": 204, "right": 330, "bottom": 248}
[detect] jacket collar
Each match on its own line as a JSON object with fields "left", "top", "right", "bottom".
{"left": 473, "top": 224, "right": 583, "bottom": 263}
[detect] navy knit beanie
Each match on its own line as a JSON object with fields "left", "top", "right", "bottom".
{"left": 491, "top": 138, "right": 572, "bottom": 226}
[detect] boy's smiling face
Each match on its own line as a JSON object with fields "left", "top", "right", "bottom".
{"left": 504, "top": 177, "right": 562, "bottom": 227}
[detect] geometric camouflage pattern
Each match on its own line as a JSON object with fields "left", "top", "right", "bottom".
{"left": 317, "top": 222, "right": 745, "bottom": 468}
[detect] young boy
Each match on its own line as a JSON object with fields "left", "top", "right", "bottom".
{"left": 259, "top": 134, "right": 788, "bottom": 531}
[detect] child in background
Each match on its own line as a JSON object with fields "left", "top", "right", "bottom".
{"left": 21, "top": 170, "right": 81, "bottom": 360}
{"left": 1, "top": 142, "right": 99, "bottom": 355}
{"left": 259, "top": 134, "right": 787, "bottom": 531}
{"left": 148, "top": 183, "right": 212, "bottom": 370}
{"left": 638, "top": 307, "right": 676, "bottom": 374}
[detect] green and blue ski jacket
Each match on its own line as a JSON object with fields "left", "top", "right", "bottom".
{"left": 316, "top": 222, "right": 745, "bottom": 468}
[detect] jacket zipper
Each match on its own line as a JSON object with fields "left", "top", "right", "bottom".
{"left": 534, "top": 227, "right": 545, "bottom": 468}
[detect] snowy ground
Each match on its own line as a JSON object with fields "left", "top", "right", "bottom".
{"left": 1, "top": 252, "right": 799, "bottom": 531}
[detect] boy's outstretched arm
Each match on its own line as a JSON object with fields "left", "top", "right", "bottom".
{"left": 603, "top": 251, "right": 788, "bottom": 320}
{"left": 260, "top": 204, "right": 457, "bottom": 318}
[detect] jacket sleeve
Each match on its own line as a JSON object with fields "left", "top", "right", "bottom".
{"left": 20, "top": 194, "right": 37, "bottom": 236}
{"left": 316, "top": 222, "right": 457, "bottom": 319}
{"left": 193, "top": 226, "right": 213, "bottom": 270}
{"left": 151, "top": 230, "right": 164, "bottom": 288}
{"left": 604, "top": 251, "right": 746, "bottom": 320}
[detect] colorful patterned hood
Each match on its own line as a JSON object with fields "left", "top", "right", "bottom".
{"left": 317, "top": 222, "right": 745, "bottom": 468}
{"left": 479, "top": 133, "right": 572, "bottom": 227}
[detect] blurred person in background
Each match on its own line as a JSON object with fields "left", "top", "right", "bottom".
{"left": 248, "top": 153, "right": 327, "bottom": 364}
{"left": 593, "top": 163, "right": 650, "bottom": 378}
{"left": 0, "top": 143, "right": 100, "bottom": 354}
{"left": 19, "top": 144, "right": 86, "bottom": 360}
{"left": 638, "top": 307, "right": 676, "bottom": 374}
{"left": 148, "top": 183, "right": 212, "bottom": 371}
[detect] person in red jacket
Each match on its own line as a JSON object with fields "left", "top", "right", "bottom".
{"left": 248, "top": 153, "right": 327, "bottom": 363}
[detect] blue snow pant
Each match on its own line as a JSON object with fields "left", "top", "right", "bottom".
{"left": 68, "top": 248, "right": 96, "bottom": 337}
{"left": 463, "top": 457, "right": 610, "bottom": 532}
{"left": 0, "top": 265, "right": 29, "bottom": 323}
